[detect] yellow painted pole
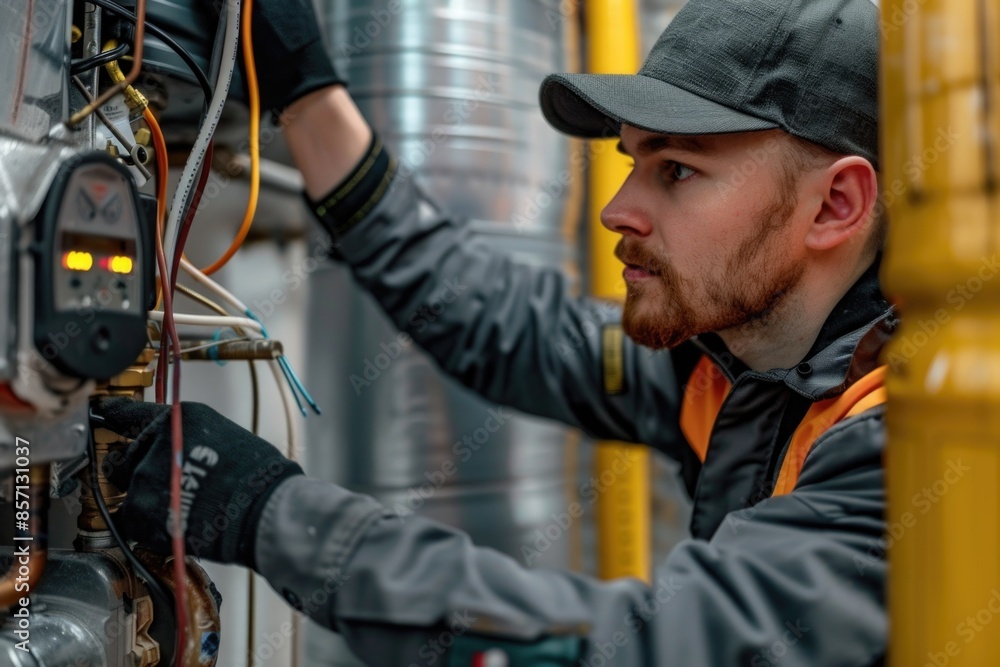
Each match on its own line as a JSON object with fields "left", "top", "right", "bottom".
{"left": 586, "top": 0, "right": 651, "bottom": 583}
{"left": 882, "top": 0, "right": 1000, "bottom": 664}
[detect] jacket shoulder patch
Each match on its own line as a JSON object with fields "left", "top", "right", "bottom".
{"left": 602, "top": 325, "right": 625, "bottom": 396}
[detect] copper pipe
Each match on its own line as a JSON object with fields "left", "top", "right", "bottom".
{"left": 0, "top": 466, "right": 50, "bottom": 608}
{"left": 66, "top": 0, "right": 147, "bottom": 127}
{"left": 181, "top": 339, "right": 283, "bottom": 361}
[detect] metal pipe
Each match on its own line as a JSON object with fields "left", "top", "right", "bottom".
{"left": 882, "top": 0, "right": 1000, "bottom": 664}
{"left": 180, "top": 339, "right": 283, "bottom": 361}
{"left": 585, "top": 0, "right": 652, "bottom": 583}
{"left": 0, "top": 466, "right": 50, "bottom": 608}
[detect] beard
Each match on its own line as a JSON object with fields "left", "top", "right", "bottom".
{"left": 617, "top": 194, "right": 804, "bottom": 350}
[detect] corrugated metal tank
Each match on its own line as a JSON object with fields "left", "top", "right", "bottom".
{"left": 302, "top": 1, "right": 584, "bottom": 663}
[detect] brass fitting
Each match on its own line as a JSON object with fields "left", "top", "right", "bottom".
{"left": 97, "top": 347, "right": 156, "bottom": 399}
{"left": 77, "top": 434, "right": 129, "bottom": 532}
{"left": 83, "top": 347, "right": 157, "bottom": 531}
{"left": 102, "top": 39, "right": 148, "bottom": 112}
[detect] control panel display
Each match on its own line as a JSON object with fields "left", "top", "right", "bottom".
{"left": 33, "top": 154, "right": 152, "bottom": 379}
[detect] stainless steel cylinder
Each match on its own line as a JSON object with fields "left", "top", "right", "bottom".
{"left": 304, "top": 1, "right": 582, "bottom": 662}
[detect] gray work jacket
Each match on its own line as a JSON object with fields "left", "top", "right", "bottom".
{"left": 255, "top": 170, "right": 894, "bottom": 666}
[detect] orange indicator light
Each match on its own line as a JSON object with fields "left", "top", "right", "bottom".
{"left": 62, "top": 251, "right": 93, "bottom": 272}
{"left": 109, "top": 256, "right": 133, "bottom": 274}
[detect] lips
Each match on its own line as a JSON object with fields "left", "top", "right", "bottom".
{"left": 623, "top": 264, "right": 656, "bottom": 281}
{"left": 615, "top": 240, "right": 662, "bottom": 281}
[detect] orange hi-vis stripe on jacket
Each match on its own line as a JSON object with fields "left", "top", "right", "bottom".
{"left": 680, "top": 357, "right": 888, "bottom": 497}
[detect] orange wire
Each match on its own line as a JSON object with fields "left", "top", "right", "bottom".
{"left": 146, "top": 109, "right": 168, "bottom": 239}
{"left": 199, "top": 0, "right": 260, "bottom": 275}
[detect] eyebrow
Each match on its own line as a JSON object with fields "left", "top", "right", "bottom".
{"left": 616, "top": 135, "right": 705, "bottom": 157}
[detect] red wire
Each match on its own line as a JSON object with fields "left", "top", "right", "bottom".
{"left": 161, "top": 137, "right": 213, "bottom": 667}
{"left": 156, "top": 140, "right": 212, "bottom": 404}
{"left": 143, "top": 108, "right": 189, "bottom": 663}
{"left": 171, "top": 141, "right": 214, "bottom": 294}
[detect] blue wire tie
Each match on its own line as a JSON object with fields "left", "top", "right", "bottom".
{"left": 209, "top": 329, "right": 228, "bottom": 367}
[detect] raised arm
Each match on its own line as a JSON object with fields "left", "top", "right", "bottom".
{"left": 284, "top": 87, "right": 684, "bottom": 449}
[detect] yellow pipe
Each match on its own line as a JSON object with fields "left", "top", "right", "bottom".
{"left": 585, "top": 0, "right": 651, "bottom": 583}
{"left": 882, "top": 0, "right": 1000, "bottom": 664}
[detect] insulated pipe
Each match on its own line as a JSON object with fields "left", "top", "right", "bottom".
{"left": 0, "top": 466, "right": 50, "bottom": 608}
{"left": 585, "top": 0, "right": 652, "bottom": 583}
{"left": 882, "top": 0, "right": 1000, "bottom": 664}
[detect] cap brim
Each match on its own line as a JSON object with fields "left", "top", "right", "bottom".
{"left": 540, "top": 73, "right": 780, "bottom": 139}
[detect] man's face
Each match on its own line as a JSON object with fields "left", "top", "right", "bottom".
{"left": 602, "top": 125, "right": 808, "bottom": 350}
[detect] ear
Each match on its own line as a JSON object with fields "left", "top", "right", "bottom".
{"left": 805, "top": 157, "right": 878, "bottom": 251}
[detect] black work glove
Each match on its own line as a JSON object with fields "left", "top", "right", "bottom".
{"left": 92, "top": 397, "right": 304, "bottom": 569}
{"left": 217, "top": 0, "right": 346, "bottom": 116}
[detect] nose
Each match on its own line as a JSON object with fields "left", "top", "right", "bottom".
{"left": 600, "top": 176, "right": 653, "bottom": 237}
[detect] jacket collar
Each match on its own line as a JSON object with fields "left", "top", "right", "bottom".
{"left": 691, "top": 258, "right": 897, "bottom": 399}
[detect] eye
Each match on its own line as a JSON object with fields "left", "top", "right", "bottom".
{"left": 662, "top": 161, "right": 696, "bottom": 183}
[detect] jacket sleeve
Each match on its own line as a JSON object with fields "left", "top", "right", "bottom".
{"left": 326, "top": 168, "right": 684, "bottom": 450}
{"left": 255, "top": 409, "right": 888, "bottom": 666}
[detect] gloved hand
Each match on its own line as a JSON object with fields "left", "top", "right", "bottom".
{"left": 232, "top": 0, "right": 346, "bottom": 116}
{"left": 92, "top": 397, "right": 304, "bottom": 569}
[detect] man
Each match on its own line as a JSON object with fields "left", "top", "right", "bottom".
{"left": 95, "top": 0, "right": 893, "bottom": 664}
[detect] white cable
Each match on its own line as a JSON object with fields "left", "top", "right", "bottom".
{"left": 268, "top": 359, "right": 297, "bottom": 456}
{"left": 148, "top": 311, "right": 263, "bottom": 334}
{"left": 180, "top": 257, "right": 249, "bottom": 313}
{"left": 162, "top": 0, "right": 242, "bottom": 273}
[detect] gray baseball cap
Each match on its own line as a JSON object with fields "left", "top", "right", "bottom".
{"left": 539, "top": 0, "right": 879, "bottom": 168}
